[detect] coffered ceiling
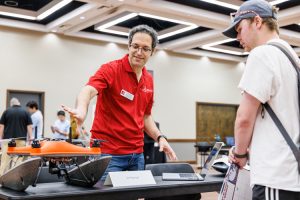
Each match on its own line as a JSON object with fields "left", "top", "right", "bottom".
{"left": 1, "top": 0, "right": 300, "bottom": 62}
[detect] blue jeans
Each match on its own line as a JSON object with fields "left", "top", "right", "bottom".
{"left": 100, "top": 153, "right": 145, "bottom": 181}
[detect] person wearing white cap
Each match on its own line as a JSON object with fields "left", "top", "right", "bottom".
{"left": 224, "top": 0, "right": 300, "bottom": 199}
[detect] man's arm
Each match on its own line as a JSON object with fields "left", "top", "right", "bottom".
{"left": 230, "top": 92, "right": 261, "bottom": 167}
{"left": 62, "top": 85, "right": 98, "bottom": 125}
{"left": 144, "top": 115, "right": 177, "bottom": 160}
{"left": 0, "top": 124, "right": 4, "bottom": 139}
{"left": 55, "top": 128, "right": 69, "bottom": 137}
{"left": 27, "top": 124, "right": 33, "bottom": 141}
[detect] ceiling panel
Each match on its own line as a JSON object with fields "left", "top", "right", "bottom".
{"left": 0, "top": 0, "right": 299, "bottom": 62}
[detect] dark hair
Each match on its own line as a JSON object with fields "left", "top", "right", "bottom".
{"left": 128, "top": 25, "right": 158, "bottom": 50}
{"left": 57, "top": 110, "right": 65, "bottom": 116}
{"left": 26, "top": 100, "right": 38, "bottom": 109}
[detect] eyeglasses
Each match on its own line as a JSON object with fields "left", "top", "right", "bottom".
{"left": 230, "top": 10, "right": 260, "bottom": 22}
{"left": 130, "top": 44, "right": 152, "bottom": 53}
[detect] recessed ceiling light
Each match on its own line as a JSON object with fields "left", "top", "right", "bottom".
{"left": 158, "top": 25, "right": 197, "bottom": 40}
{"left": 80, "top": 16, "right": 85, "bottom": 20}
{"left": 139, "top": 13, "right": 195, "bottom": 26}
{"left": 203, "top": 38, "right": 236, "bottom": 47}
{"left": 37, "top": 0, "right": 72, "bottom": 20}
{"left": 96, "top": 13, "right": 138, "bottom": 31}
{"left": 200, "top": 0, "right": 289, "bottom": 10}
{"left": 202, "top": 46, "right": 248, "bottom": 56}
{"left": 0, "top": 11, "right": 36, "bottom": 20}
{"left": 0, "top": 0, "right": 72, "bottom": 21}
{"left": 4, "top": 0, "right": 18, "bottom": 7}
{"left": 95, "top": 12, "right": 197, "bottom": 40}
{"left": 202, "top": 39, "right": 248, "bottom": 56}
{"left": 99, "top": 29, "right": 129, "bottom": 36}
{"left": 200, "top": 0, "right": 239, "bottom": 10}
{"left": 270, "top": 0, "right": 290, "bottom": 5}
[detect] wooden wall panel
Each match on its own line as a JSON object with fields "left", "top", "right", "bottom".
{"left": 196, "top": 102, "right": 238, "bottom": 143}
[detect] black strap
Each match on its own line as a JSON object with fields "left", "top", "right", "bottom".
{"left": 263, "top": 43, "right": 300, "bottom": 171}
{"left": 269, "top": 43, "right": 300, "bottom": 111}
{"left": 263, "top": 103, "right": 300, "bottom": 164}
{"left": 35, "top": 126, "right": 38, "bottom": 139}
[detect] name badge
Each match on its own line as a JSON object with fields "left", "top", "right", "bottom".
{"left": 120, "top": 89, "right": 134, "bottom": 101}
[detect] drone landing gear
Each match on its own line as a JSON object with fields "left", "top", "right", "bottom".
{"left": 0, "top": 157, "right": 41, "bottom": 191}
{"left": 65, "top": 156, "right": 111, "bottom": 187}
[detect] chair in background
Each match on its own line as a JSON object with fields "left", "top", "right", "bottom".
{"left": 145, "top": 163, "right": 202, "bottom": 200}
{"left": 144, "top": 122, "right": 167, "bottom": 165}
{"left": 194, "top": 142, "right": 213, "bottom": 168}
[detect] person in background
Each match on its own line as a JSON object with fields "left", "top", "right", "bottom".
{"left": 26, "top": 100, "right": 43, "bottom": 139}
{"left": 51, "top": 110, "right": 70, "bottom": 140}
{"left": 62, "top": 24, "right": 177, "bottom": 181}
{"left": 223, "top": 0, "right": 300, "bottom": 199}
{"left": 0, "top": 97, "right": 33, "bottom": 175}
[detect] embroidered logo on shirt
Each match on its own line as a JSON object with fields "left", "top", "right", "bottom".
{"left": 141, "top": 86, "right": 153, "bottom": 93}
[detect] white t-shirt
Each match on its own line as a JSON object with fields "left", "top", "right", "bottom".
{"left": 239, "top": 38, "right": 300, "bottom": 191}
{"left": 52, "top": 119, "right": 70, "bottom": 140}
{"left": 31, "top": 110, "right": 43, "bottom": 139}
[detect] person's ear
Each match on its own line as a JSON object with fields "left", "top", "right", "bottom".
{"left": 254, "top": 16, "right": 263, "bottom": 29}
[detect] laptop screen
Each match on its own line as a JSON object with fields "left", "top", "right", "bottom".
{"left": 200, "top": 142, "right": 223, "bottom": 178}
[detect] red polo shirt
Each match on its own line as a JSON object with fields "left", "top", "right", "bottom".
{"left": 87, "top": 54, "right": 154, "bottom": 154}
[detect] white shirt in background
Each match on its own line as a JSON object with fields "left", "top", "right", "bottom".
{"left": 52, "top": 119, "right": 70, "bottom": 140}
{"left": 31, "top": 110, "right": 43, "bottom": 139}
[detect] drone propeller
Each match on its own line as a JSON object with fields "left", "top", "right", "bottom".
{"left": 71, "top": 138, "right": 107, "bottom": 142}
{"left": 71, "top": 138, "right": 107, "bottom": 147}
{"left": 29, "top": 137, "right": 51, "bottom": 142}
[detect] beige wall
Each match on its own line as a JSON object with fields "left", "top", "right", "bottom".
{"left": 0, "top": 26, "right": 244, "bottom": 140}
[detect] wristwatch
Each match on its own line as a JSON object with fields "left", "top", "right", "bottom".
{"left": 232, "top": 147, "right": 248, "bottom": 158}
{"left": 157, "top": 134, "right": 168, "bottom": 143}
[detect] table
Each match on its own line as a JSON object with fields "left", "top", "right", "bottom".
{"left": 0, "top": 174, "right": 224, "bottom": 200}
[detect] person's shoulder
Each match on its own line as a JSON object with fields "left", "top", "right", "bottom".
{"left": 98, "top": 57, "right": 123, "bottom": 76}
{"left": 251, "top": 44, "right": 278, "bottom": 55}
{"left": 33, "top": 111, "right": 43, "bottom": 119}
{"left": 104, "top": 56, "right": 123, "bottom": 68}
{"left": 36, "top": 110, "right": 43, "bottom": 117}
{"left": 248, "top": 44, "right": 279, "bottom": 63}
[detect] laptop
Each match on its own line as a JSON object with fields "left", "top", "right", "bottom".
{"left": 162, "top": 142, "right": 224, "bottom": 181}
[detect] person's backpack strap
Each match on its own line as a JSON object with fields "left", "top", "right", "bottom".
{"left": 263, "top": 103, "right": 300, "bottom": 173}
{"left": 268, "top": 42, "right": 300, "bottom": 111}
{"left": 264, "top": 43, "right": 300, "bottom": 173}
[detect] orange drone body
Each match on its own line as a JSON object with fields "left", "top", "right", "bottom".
{"left": 7, "top": 140, "right": 101, "bottom": 157}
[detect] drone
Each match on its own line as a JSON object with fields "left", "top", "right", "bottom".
{"left": 0, "top": 138, "right": 111, "bottom": 191}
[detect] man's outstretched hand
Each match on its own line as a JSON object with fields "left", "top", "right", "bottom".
{"left": 158, "top": 138, "right": 178, "bottom": 161}
{"left": 61, "top": 105, "right": 85, "bottom": 126}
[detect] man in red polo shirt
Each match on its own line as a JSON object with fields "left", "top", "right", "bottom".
{"left": 63, "top": 25, "right": 177, "bottom": 181}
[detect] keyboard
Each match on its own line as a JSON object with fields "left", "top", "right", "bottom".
{"left": 162, "top": 173, "right": 204, "bottom": 181}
